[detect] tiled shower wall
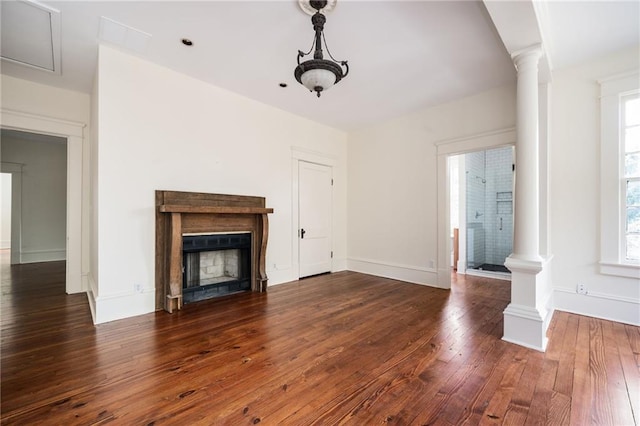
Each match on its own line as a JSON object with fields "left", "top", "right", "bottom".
{"left": 465, "top": 147, "right": 513, "bottom": 268}
{"left": 466, "top": 151, "right": 486, "bottom": 268}
{"left": 484, "top": 147, "right": 513, "bottom": 264}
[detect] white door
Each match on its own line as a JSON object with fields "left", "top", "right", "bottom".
{"left": 299, "top": 161, "right": 332, "bottom": 278}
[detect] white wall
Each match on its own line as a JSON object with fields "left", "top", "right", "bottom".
{"left": 347, "top": 84, "right": 517, "bottom": 285}
{"left": 1, "top": 134, "right": 67, "bottom": 262}
{"left": 1, "top": 75, "right": 90, "bottom": 124}
{"left": 93, "top": 45, "right": 348, "bottom": 323}
{"left": 550, "top": 47, "right": 640, "bottom": 325}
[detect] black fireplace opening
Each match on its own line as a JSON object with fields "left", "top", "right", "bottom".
{"left": 182, "top": 233, "right": 251, "bottom": 304}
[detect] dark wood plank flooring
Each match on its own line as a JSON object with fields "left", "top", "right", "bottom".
{"left": 1, "top": 254, "right": 638, "bottom": 425}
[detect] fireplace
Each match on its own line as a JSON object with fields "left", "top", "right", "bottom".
{"left": 155, "top": 191, "right": 273, "bottom": 313}
{"left": 182, "top": 233, "right": 251, "bottom": 303}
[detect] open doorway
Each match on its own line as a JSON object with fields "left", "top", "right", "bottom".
{"left": 1, "top": 109, "right": 85, "bottom": 295}
{"left": 1, "top": 129, "right": 67, "bottom": 265}
{"left": 1, "top": 173, "right": 11, "bottom": 254}
{"left": 449, "top": 146, "right": 513, "bottom": 281}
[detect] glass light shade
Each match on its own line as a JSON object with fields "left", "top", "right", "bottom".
{"left": 300, "top": 68, "right": 336, "bottom": 92}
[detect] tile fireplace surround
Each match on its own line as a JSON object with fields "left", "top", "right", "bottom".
{"left": 155, "top": 191, "right": 274, "bottom": 313}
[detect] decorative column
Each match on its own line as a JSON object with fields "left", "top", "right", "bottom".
{"left": 503, "top": 45, "right": 553, "bottom": 352}
{"left": 512, "top": 47, "right": 542, "bottom": 261}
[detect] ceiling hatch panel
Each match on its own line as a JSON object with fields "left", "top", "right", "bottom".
{"left": 1, "top": 0, "right": 61, "bottom": 73}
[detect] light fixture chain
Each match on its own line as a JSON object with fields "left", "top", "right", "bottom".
{"left": 297, "top": 34, "right": 317, "bottom": 64}
{"left": 322, "top": 31, "right": 345, "bottom": 64}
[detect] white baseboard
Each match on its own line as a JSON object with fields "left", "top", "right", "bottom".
{"left": 266, "top": 267, "right": 296, "bottom": 286}
{"left": 0, "top": 240, "right": 10, "bottom": 249}
{"left": 93, "top": 289, "right": 156, "bottom": 324}
{"left": 332, "top": 257, "right": 347, "bottom": 273}
{"left": 86, "top": 275, "right": 98, "bottom": 323}
{"left": 267, "top": 257, "right": 348, "bottom": 288}
{"left": 347, "top": 257, "right": 438, "bottom": 287}
{"left": 81, "top": 272, "right": 90, "bottom": 293}
{"left": 553, "top": 288, "right": 640, "bottom": 326}
{"left": 21, "top": 248, "right": 66, "bottom": 263}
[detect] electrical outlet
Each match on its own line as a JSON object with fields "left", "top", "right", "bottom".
{"left": 576, "top": 283, "right": 588, "bottom": 295}
{"left": 429, "top": 259, "right": 435, "bottom": 269}
{"left": 134, "top": 283, "right": 143, "bottom": 293}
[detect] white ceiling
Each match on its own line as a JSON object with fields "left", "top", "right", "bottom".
{"left": 543, "top": 0, "right": 639, "bottom": 70}
{"left": 1, "top": 1, "right": 638, "bottom": 131}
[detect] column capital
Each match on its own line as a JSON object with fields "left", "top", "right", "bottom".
{"left": 511, "top": 44, "right": 543, "bottom": 69}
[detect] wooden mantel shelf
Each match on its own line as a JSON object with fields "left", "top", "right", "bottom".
{"left": 159, "top": 205, "right": 274, "bottom": 215}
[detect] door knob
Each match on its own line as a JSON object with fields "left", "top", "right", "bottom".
{"left": 300, "top": 228, "right": 306, "bottom": 239}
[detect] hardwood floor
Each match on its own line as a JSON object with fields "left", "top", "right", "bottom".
{"left": 1, "top": 255, "right": 638, "bottom": 425}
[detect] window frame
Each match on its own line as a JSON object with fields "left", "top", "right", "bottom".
{"left": 599, "top": 71, "right": 640, "bottom": 279}
{"left": 621, "top": 93, "right": 640, "bottom": 263}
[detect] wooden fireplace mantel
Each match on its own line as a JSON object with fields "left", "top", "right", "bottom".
{"left": 158, "top": 205, "right": 273, "bottom": 215}
{"left": 155, "top": 191, "right": 274, "bottom": 313}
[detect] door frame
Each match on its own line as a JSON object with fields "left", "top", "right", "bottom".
{"left": 0, "top": 163, "right": 23, "bottom": 264}
{"left": 0, "top": 108, "right": 85, "bottom": 294}
{"left": 291, "top": 147, "right": 336, "bottom": 279}
{"left": 435, "top": 127, "right": 516, "bottom": 289}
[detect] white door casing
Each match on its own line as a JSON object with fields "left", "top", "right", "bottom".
{"left": 0, "top": 108, "right": 85, "bottom": 294}
{"left": 435, "top": 127, "right": 516, "bottom": 289}
{"left": 298, "top": 161, "right": 332, "bottom": 278}
{"left": 0, "top": 163, "right": 22, "bottom": 264}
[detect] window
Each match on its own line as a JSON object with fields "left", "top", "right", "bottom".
{"left": 623, "top": 94, "right": 640, "bottom": 262}
{"left": 599, "top": 71, "right": 640, "bottom": 278}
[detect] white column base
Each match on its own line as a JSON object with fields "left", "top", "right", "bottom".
{"left": 503, "top": 303, "right": 549, "bottom": 351}
{"left": 503, "top": 255, "right": 554, "bottom": 352}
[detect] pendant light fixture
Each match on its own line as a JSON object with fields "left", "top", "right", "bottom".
{"left": 295, "top": 0, "right": 349, "bottom": 97}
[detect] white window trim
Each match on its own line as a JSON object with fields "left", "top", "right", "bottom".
{"left": 621, "top": 94, "right": 640, "bottom": 265}
{"left": 599, "top": 71, "right": 640, "bottom": 279}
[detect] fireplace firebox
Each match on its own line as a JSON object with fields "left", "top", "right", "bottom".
{"left": 182, "top": 233, "right": 251, "bottom": 303}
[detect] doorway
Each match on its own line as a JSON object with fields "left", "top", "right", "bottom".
{"left": 436, "top": 127, "right": 517, "bottom": 289}
{"left": 298, "top": 161, "right": 332, "bottom": 278}
{"left": 1, "top": 108, "right": 84, "bottom": 295}
{"left": 1, "top": 173, "right": 12, "bottom": 252}
{"left": 450, "top": 146, "right": 514, "bottom": 281}
{"left": 1, "top": 130, "right": 67, "bottom": 265}
{"left": 0, "top": 164, "right": 22, "bottom": 264}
